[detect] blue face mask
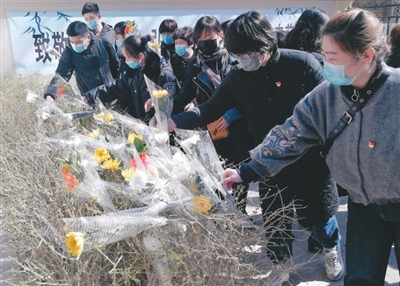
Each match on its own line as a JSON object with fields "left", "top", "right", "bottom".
{"left": 323, "top": 58, "right": 363, "bottom": 86}
{"left": 116, "top": 39, "right": 123, "bottom": 50}
{"left": 87, "top": 20, "right": 98, "bottom": 30}
{"left": 162, "top": 34, "right": 173, "bottom": 45}
{"left": 71, "top": 43, "right": 87, "bottom": 53}
{"left": 175, "top": 44, "right": 188, "bottom": 57}
{"left": 126, "top": 59, "right": 141, "bottom": 69}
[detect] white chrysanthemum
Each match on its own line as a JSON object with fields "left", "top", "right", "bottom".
{"left": 26, "top": 91, "right": 39, "bottom": 103}
{"left": 180, "top": 134, "right": 200, "bottom": 149}
{"left": 129, "top": 170, "right": 149, "bottom": 190}
{"left": 172, "top": 151, "right": 187, "bottom": 164}
{"left": 154, "top": 132, "right": 169, "bottom": 144}
{"left": 172, "top": 164, "right": 190, "bottom": 181}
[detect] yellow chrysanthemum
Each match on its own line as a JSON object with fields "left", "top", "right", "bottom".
{"left": 93, "top": 112, "right": 105, "bottom": 119}
{"left": 101, "top": 158, "right": 121, "bottom": 170}
{"left": 192, "top": 195, "right": 212, "bottom": 215}
{"left": 104, "top": 112, "right": 114, "bottom": 123}
{"left": 151, "top": 42, "right": 159, "bottom": 49}
{"left": 128, "top": 133, "right": 143, "bottom": 144}
{"left": 94, "top": 148, "right": 111, "bottom": 163}
{"left": 65, "top": 232, "right": 84, "bottom": 259}
{"left": 152, "top": 89, "right": 169, "bottom": 99}
{"left": 121, "top": 168, "right": 136, "bottom": 180}
{"left": 87, "top": 129, "right": 99, "bottom": 139}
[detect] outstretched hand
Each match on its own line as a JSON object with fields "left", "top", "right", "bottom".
{"left": 221, "top": 168, "right": 243, "bottom": 190}
{"left": 168, "top": 118, "right": 177, "bottom": 132}
{"left": 45, "top": 95, "right": 54, "bottom": 103}
{"left": 144, "top": 98, "right": 153, "bottom": 112}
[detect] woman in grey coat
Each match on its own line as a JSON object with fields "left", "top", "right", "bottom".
{"left": 222, "top": 8, "right": 400, "bottom": 286}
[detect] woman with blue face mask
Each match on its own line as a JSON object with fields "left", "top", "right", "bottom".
{"left": 159, "top": 19, "right": 178, "bottom": 61}
{"left": 168, "top": 11, "right": 344, "bottom": 285}
{"left": 158, "top": 15, "right": 255, "bottom": 221}
{"left": 83, "top": 34, "right": 179, "bottom": 123}
{"left": 113, "top": 21, "right": 134, "bottom": 77}
{"left": 169, "top": 26, "right": 195, "bottom": 84}
{"left": 221, "top": 9, "right": 399, "bottom": 286}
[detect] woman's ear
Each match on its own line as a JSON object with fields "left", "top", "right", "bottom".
{"left": 362, "top": 47, "right": 376, "bottom": 65}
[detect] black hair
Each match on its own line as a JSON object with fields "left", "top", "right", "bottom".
{"left": 276, "top": 31, "right": 286, "bottom": 48}
{"left": 193, "top": 16, "right": 222, "bottom": 44}
{"left": 158, "top": 19, "right": 178, "bottom": 34}
{"left": 122, "top": 34, "right": 153, "bottom": 58}
{"left": 221, "top": 19, "right": 233, "bottom": 35}
{"left": 390, "top": 23, "right": 400, "bottom": 49}
{"left": 322, "top": 8, "right": 389, "bottom": 69}
{"left": 225, "top": 10, "right": 277, "bottom": 55}
{"left": 82, "top": 2, "right": 100, "bottom": 16}
{"left": 284, "top": 8, "right": 329, "bottom": 52}
{"left": 172, "top": 26, "right": 194, "bottom": 45}
{"left": 114, "top": 21, "right": 128, "bottom": 37}
{"left": 66, "top": 21, "right": 89, "bottom": 37}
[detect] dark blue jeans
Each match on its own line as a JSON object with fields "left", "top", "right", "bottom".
{"left": 344, "top": 199, "right": 400, "bottom": 286}
{"left": 311, "top": 215, "right": 341, "bottom": 248}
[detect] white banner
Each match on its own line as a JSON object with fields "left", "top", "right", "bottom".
{"left": 7, "top": 8, "right": 303, "bottom": 75}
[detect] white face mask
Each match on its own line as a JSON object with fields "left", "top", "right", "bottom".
{"left": 237, "top": 53, "right": 266, "bottom": 72}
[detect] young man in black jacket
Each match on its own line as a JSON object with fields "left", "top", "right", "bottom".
{"left": 82, "top": 2, "right": 115, "bottom": 47}
{"left": 168, "top": 11, "right": 343, "bottom": 285}
{"left": 44, "top": 21, "right": 120, "bottom": 102}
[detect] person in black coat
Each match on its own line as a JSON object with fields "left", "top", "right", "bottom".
{"left": 387, "top": 23, "right": 400, "bottom": 68}
{"left": 168, "top": 11, "right": 342, "bottom": 283}
{"left": 159, "top": 19, "right": 178, "bottom": 61}
{"left": 82, "top": 2, "right": 115, "bottom": 46}
{"left": 169, "top": 16, "right": 253, "bottom": 214}
{"left": 83, "top": 34, "right": 178, "bottom": 123}
{"left": 44, "top": 21, "right": 120, "bottom": 102}
{"left": 170, "top": 26, "right": 196, "bottom": 85}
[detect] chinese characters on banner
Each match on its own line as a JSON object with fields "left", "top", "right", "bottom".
{"left": 7, "top": 8, "right": 303, "bottom": 75}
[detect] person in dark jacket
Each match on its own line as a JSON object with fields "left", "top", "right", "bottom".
{"left": 387, "top": 23, "right": 400, "bottom": 68}
{"left": 113, "top": 21, "right": 138, "bottom": 77}
{"left": 168, "top": 11, "right": 343, "bottom": 284}
{"left": 170, "top": 26, "right": 196, "bottom": 84}
{"left": 83, "top": 34, "right": 178, "bottom": 123}
{"left": 167, "top": 16, "right": 253, "bottom": 215}
{"left": 82, "top": 2, "right": 115, "bottom": 46}
{"left": 159, "top": 19, "right": 178, "bottom": 61}
{"left": 284, "top": 8, "right": 330, "bottom": 67}
{"left": 44, "top": 21, "right": 119, "bottom": 102}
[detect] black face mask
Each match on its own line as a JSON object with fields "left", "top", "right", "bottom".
{"left": 196, "top": 39, "right": 218, "bottom": 56}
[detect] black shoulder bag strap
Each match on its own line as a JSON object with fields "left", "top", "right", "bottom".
{"left": 321, "top": 66, "right": 394, "bottom": 158}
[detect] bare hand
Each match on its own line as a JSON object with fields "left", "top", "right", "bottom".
{"left": 216, "top": 117, "right": 230, "bottom": 131}
{"left": 46, "top": 96, "right": 54, "bottom": 103}
{"left": 82, "top": 97, "right": 88, "bottom": 103}
{"left": 168, "top": 118, "right": 177, "bottom": 132}
{"left": 220, "top": 168, "right": 243, "bottom": 190}
{"left": 144, "top": 98, "right": 154, "bottom": 112}
{"left": 184, "top": 102, "right": 195, "bottom": 111}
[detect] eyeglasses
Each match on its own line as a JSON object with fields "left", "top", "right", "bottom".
{"left": 230, "top": 51, "right": 256, "bottom": 60}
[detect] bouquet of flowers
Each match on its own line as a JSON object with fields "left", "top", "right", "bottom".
{"left": 144, "top": 75, "right": 173, "bottom": 139}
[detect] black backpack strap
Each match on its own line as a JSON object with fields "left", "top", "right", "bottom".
{"left": 321, "top": 66, "right": 394, "bottom": 158}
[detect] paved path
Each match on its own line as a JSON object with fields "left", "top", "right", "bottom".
{"left": 245, "top": 184, "right": 399, "bottom": 285}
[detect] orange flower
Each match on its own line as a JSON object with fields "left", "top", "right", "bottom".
{"left": 61, "top": 164, "right": 69, "bottom": 175}
{"left": 124, "top": 25, "right": 132, "bottom": 36}
{"left": 63, "top": 172, "right": 79, "bottom": 192}
{"left": 56, "top": 85, "right": 66, "bottom": 97}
